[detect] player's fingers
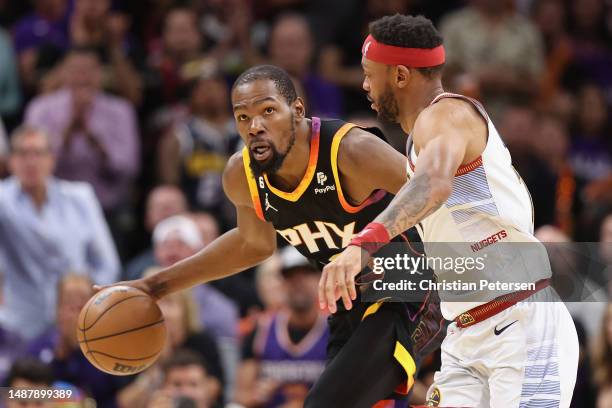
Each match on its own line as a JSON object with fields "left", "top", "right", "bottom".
{"left": 325, "top": 269, "right": 338, "bottom": 313}
{"left": 347, "top": 266, "right": 357, "bottom": 301}
{"left": 92, "top": 284, "right": 105, "bottom": 293}
{"left": 318, "top": 268, "right": 329, "bottom": 310}
{"left": 337, "top": 268, "right": 353, "bottom": 310}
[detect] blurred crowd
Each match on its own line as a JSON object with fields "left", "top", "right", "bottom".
{"left": 0, "top": 0, "right": 612, "bottom": 407}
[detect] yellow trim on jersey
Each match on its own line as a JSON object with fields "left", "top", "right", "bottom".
{"left": 361, "top": 300, "right": 384, "bottom": 320}
{"left": 361, "top": 301, "right": 416, "bottom": 395}
{"left": 263, "top": 130, "right": 320, "bottom": 202}
{"left": 393, "top": 341, "right": 416, "bottom": 394}
{"left": 241, "top": 147, "right": 265, "bottom": 221}
{"left": 330, "top": 123, "right": 373, "bottom": 213}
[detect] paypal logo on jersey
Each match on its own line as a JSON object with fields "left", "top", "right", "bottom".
{"left": 316, "top": 172, "right": 327, "bottom": 185}
{"left": 315, "top": 172, "right": 336, "bottom": 194}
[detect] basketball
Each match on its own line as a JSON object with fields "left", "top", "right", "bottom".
{"left": 77, "top": 286, "right": 166, "bottom": 376}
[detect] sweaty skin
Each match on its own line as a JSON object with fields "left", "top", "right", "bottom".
{"left": 95, "top": 79, "right": 409, "bottom": 312}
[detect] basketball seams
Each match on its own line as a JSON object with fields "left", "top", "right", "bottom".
{"left": 78, "top": 294, "right": 149, "bottom": 331}
{"left": 81, "top": 293, "right": 108, "bottom": 372}
{"left": 78, "top": 318, "right": 165, "bottom": 343}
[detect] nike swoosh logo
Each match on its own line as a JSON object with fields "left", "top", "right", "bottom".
{"left": 494, "top": 320, "right": 518, "bottom": 335}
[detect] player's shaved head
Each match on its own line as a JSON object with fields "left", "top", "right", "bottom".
{"left": 232, "top": 65, "right": 297, "bottom": 105}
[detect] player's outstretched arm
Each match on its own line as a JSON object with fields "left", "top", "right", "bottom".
{"left": 96, "top": 153, "right": 277, "bottom": 299}
{"left": 320, "top": 100, "right": 484, "bottom": 313}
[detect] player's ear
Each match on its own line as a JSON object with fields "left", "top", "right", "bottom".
{"left": 293, "top": 97, "right": 306, "bottom": 120}
{"left": 395, "top": 65, "right": 411, "bottom": 89}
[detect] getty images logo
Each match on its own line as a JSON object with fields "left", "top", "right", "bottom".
{"left": 315, "top": 172, "right": 335, "bottom": 194}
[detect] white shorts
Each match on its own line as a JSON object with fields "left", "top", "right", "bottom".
{"left": 425, "top": 289, "right": 579, "bottom": 408}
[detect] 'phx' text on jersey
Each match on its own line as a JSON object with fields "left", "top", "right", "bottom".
{"left": 242, "top": 118, "right": 446, "bottom": 401}
{"left": 242, "top": 116, "right": 419, "bottom": 269}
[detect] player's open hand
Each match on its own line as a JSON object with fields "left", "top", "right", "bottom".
{"left": 319, "top": 245, "right": 369, "bottom": 313}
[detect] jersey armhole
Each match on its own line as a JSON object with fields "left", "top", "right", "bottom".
{"left": 330, "top": 124, "right": 386, "bottom": 213}
{"left": 409, "top": 94, "right": 488, "bottom": 177}
{"left": 241, "top": 147, "right": 266, "bottom": 221}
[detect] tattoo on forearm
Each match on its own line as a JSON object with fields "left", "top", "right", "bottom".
{"left": 376, "top": 173, "right": 446, "bottom": 238}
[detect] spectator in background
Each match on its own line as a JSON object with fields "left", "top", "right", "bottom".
{"left": 0, "top": 127, "right": 119, "bottom": 340}
{"left": 570, "top": 84, "right": 612, "bottom": 192}
{"left": 0, "top": 118, "right": 7, "bottom": 177}
{"left": 597, "top": 214, "right": 612, "bottom": 291}
{"left": 118, "top": 276, "right": 223, "bottom": 408}
{"left": 570, "top": 84, "right": 612, "bottom": 183}
{"left": 158, "top": 289, "right": 224, "bottom": 399}
{"left": 534, "top": 114, "right": 581, "bottom": 235}
{"left": 190, "top": 210, "right": 261, "bottom": 318}
{"left": 238, "top": 253, "right": 287, "bottom": 338}
{"left": 148, "top": 350, "right": 216, "bottom": 408}
{"left": 0, "top": 271, "right": 24, "bottom": 382}
{"left": 267, "top": 13, "right": 342, "bottom": 118}
{"left": 152, "top": 215, "right": 240, "bottom": 395}
{"left": 191, "top": 211, "right": 261, "bottom": 316}
{"left": 592, "top": 303, "right": 612, "bottom": 408}
{"left": 565, "top": 0, "right": 612, "bottom": 101}
{"left": 531, "top": 0, "right": 574, "bottom": 113}
{"left": 317, "top": 0, "right": 410, "bottom": 114}
{"left": 191, "top": 0, "right": 251, "bottom": 66}
{"left": 599, "top": 213, "right": 612, "bottom": 263}
{"left": 0, "top": 28, "right": 21, "bottom": 120}
{"left": 569, "top": 84, "right": 612, "bottom": 240}
{"left": 12, "top": 0, "right": 70, "bottom": 92}
{"left": 498, "top": 105, "right": 557, "bottom": 228}
{"left": 190, "top": 212, "right": 220, "bottom": 247}
{"left": 234, "top": 246, "right": 328, "bottom": 408}
{"left": 124, "top": 185, "right": 189, "bottom": 281}
{"left": 255, "top": 255, "right": 287, "bottom": 314}
{"left": 158, "top": 72, "right": 241, "bottom": 229}
{"left": 535, "top": 226, "right": 599, "bottom": 408}
{"left": 536, "top": 223, "right": 607, "bottom": 334}
{"left": 148, "top": 8, "right": 208, "bottom": 106}
{"left": 67, "top": 0, "right": 143, "bottom": 105}
{"left": 142, "top": 7, "right": 211, "bottom": 170}
{"left": 4, "top": 357, "right": 55, "bottom": 408}
{"left": 27, "top": 274, "right": 130, "bottom": 408}
{"left": 25, "top": 47, "right": 140, "bottom": 250}
{"left": 136, "top": 0, "right": 176, "bottom": 52}
{"left": 440, "top": 0, "right": 545, "bottom": 119}
{"left": 572, "top": 319, "right": 598, "bottom": 408}
{"left": 152, "top": 215, "right": 239, "bottom": 339}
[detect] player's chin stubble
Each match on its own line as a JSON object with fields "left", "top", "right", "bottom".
{"left": 377, "top": 87, "right": 400, "bottom": 123}
{"left": 249, "top": 115, "right": 297, "bottom": 178}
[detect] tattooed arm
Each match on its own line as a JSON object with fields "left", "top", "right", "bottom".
{"left": 374, "top": 140, "right": 461, "bottom": 237}
{"left": 319, "top": 98, "right": 487, "bottom": 313}
{"left": 375, "top": 97, "right": 489, "bottom": 237}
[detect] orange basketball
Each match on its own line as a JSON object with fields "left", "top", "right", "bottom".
{"left": 77, "top": 285, "right": 166, "bottom": 376}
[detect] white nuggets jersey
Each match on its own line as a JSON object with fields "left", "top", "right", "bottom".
{"left": 406, "top": 93, "right": 551, "bottom": 319}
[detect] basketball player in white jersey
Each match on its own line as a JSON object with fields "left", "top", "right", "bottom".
{"left": 321, "top": 14, "right": 579, "bottom": 408}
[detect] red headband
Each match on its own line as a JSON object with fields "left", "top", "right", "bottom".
{"left": 361, "top": 34, "right": 445, "bottom": 68}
